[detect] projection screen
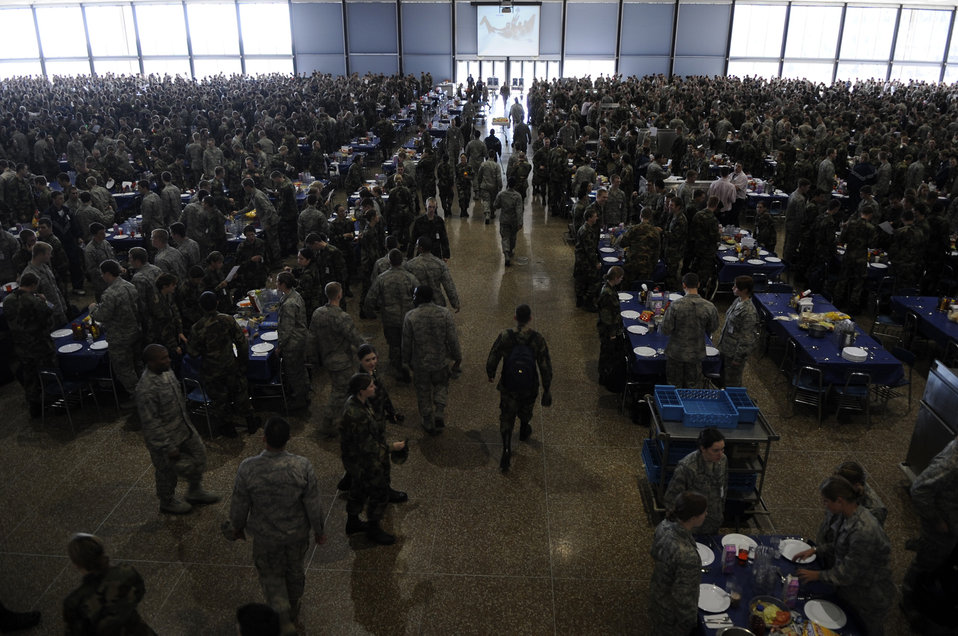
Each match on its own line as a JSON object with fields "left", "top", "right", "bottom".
{"left": 477, "top": 5, "right": 539, "bottom": 57}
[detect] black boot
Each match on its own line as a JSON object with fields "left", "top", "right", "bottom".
{"left": 345, "top": 515, "right": 368, "bottom": 535}
{"left": 500, "top": 431, "right": 512, "bottom": 472}
{"left": 366, "top": 520, "right": 396, "bottom": 545}
{"left": 246, "top": 415, "right": 262, "bottom": 435}
{"left": 519, "top": 420, "right": 532, "bottom": 442}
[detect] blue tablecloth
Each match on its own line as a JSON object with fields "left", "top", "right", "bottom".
{"left": 349, "top": 135, "right": 381, "bottom": 154}
{"left": 182, "top": 308, "right": 278, "bottom": 383}
{"left": 620, "top": 297, "right": 721, "bottom": 377}
{"left": 697, "top": 534, "right": 863, "bottom": 635}
{"left": 753, "top": 293, "right": 904, "bottom": 387}
{"left": 890, "top": 295, "right": 958, "bottom": 348}
{"left": 52, "top": 313, "right": 110, "bottom": 377}
{"left": 715, "top": 246, "right": 786, "bottom": 284}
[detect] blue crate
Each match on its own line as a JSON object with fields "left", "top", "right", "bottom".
{"left": 656, "top": 439, "right": 697, "bottom": 464}
{"left": 729, "top": 473, "right": 758, "bottom": 490}
{"left": 654, "top": 385, "right": 683, "bottom": 421}
{"left": 676, "top": 389, "right": 739, "bottom": 428}
{"left": 725, "top": 387, "right": 759, "bottom": 423}
{"left": 642, "top": 439, "right": 667, "bottom": 486}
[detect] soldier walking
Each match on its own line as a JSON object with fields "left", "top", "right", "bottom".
{"left": 365, "top": 249, "right": 419, "bottom": 382}
{"left": 492, "top": 178, "right": 523, "bottom": 266}
{"left": 276, "top": 272, "right": 310, "bottom": 411}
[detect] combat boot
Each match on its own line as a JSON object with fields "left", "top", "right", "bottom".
{"left": 345, "top": 515, "right": 368, "bottom": 535}
{"left": 366, "top": 520, "right": 396, "bottom": 545}
{"left": 186, "top": 483, "right": 221, "bottom": 505}
{"left": 160, "top": 497, "right": 192, "bottom": 515}
{"left": 499, "top": 431, "right": 512, "bottom": 472}
{"left": 246, "top": 415, "right": 262, "bottom": 435}
{"left": 519, "top": 420, "right": 532, "bottom": 442}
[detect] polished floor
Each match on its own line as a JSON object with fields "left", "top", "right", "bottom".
{"left": 0, "top": 102, "right": 927, "bottom": 635}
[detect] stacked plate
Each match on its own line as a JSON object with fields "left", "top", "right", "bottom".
{"left": 841, "top": 346, "right": 867, "bottom": 362}
{"left": 618, "top": 292, "right": 633, "bottom": 301}
{"left": 602, "top": 256, "right": 619, "bottom": 263}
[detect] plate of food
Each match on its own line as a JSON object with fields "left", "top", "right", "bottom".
{"left": 750, "top": 596, "right": 792, "bottom": 629}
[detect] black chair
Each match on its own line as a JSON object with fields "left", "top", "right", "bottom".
{"left": 835, "top": 371, "right": 871, "bottom": 426}
{"left": 872, "top": 347, "right": 915, "bottom": 415}
{"left": 904, "top": 311, "right": 931, "bottom": 355}
{"left": 182, "top": 376, "right": 215, "bottom": 438}
{"left": 39, "top": 369, "right": 99, "bottom": 436}
{"left": 789, "top": 365, "right": 827, "bottom": 426}
{"left": 249, "top": 356, "right": 289, "bottom": 416}
{"left": 88, "top": 358, "right": 121, "bottom": 413}
{"left": 750, "top": 272, "right": 769, "bottom": 293}
{"left": 869, "top": 277, "right": 905, "bottom": 348}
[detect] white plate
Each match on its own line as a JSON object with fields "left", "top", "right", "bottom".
{"left": 721, "top": 533, "right": 758, "bottom": 551}
{"left": 58, "top": 343, "right": 83, "bottom": 354}
{"left": 842, "top": 346, "right": 867, "bottom": 362}
{"left": 669, "top": 293, "right": 683, "bottom": 302}
{"left": 251, "top": 342, "right": 274, "bottom": 354}
{"left": 718, "top": 244, "right": 732, "bottom": 251}
{"left": 621, "top": 310, "right": 641, "bottom": 319}
{"left": 633, "top": 346, "right": 657, "bottom": 357}
{"left": 2, "top": 281, "right": 18, "bottom": 292}
{"left": 747, "top": 259, "right": 765, "bottom": 265}
{"left": 804, "top": 599, "right": 847, "bottom": 630}
{"left": 780, "top": 538, "right": 815, "bottom": 563}
{"left": 696, "top": 542, "right": 715, "bottom": 567}
{"left": 618, "top": 292, "right": 633, "bottom": 301}
{"left": 722, "top": 255, "right": 739, "bottom": 262}
{"left": 705, "top": 346, "right": 719, "bottom": 357}
{"left": 698, "top": 584, "right": 730, "bottom": 613}
{"left": 869, "top": 262, "right": 888, "bottom": 269}
{"left": 602, "top": 256, "right": 620, "bottom": 263}
{"left": 600, "top": 247, "right": 616, "bottom": 253}
{"left": 89, "top": 340, "right": 109, "bottom": 351}
{"left": 627, "top": 324, "right": 649, "bottom": 335}
{"left": 759, "top": 250, "right": 769, "bottom": 256}
{"left": 51, "top": 328, "right": 73, "bottom": 338}
{"left": 765, "top": 256, "right": 782, "bottom": 263}
{"left": 259, "top": 331, "right": 279, "bottom": 341}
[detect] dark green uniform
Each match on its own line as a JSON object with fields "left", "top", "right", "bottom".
{"left": 573, "top": 222, "right": 600, "bottom": 307}
{"left": 834, "top": 216, "right": 877, "bottom": 312}
{"left": 2, "top": 288, "right": 55, "bottom": 406}
{"left": 235, "top": 236, "right": 269, "bottom": 290}
{"left": 340, "top": 395, "right": 391, "bottom": 524}
{"left": 455, "top": 161, "right": 472, "bottom": 216}
{"left": 187, "top": 310, "right": 253, "bottom": 426}
{"left": 62, "top": 564, "right": 154, "bottom": 636}
{"left": 486, "top": 325, "right": 553, "bottom": 435}
{"left": 436, "top": 161, "right": 455, "bottom": 216}
{"left": 688, "top": 209, "right": 719, "bottom": 287}
{"left": 618, "top": 221, "right": 662, "bottom": 286}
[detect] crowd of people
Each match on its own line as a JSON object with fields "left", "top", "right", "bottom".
{"left": 2, "top": 69, "right": 958, "bottom": 634}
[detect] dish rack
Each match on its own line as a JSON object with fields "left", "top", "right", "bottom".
{"left": 654, "top": 385, "right": 739, "bottom": 428}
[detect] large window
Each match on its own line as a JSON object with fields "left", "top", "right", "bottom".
{"left": 94, "top": 59, "right": 140, "bottom": 76}
{"left": 136, "top": 4, "right": 188, "bottom": 57}
{"left": 782, "top": 61, "right": 833, "bottom": 85}
{"left": 46, "top": 60, "right": 92, "bottom": 77}
{"left": 894, "top": 9, "right": 951, "bottom": 63}
{"left": 727, "top": 60, "right": 779, "bottom": 79}
{"left": 0, "top": 61, "right": 43, "bottom": 80}
{"left": 0, "top": 9, "right": 39, "bottom": 59}
{"left": 239, "top": 3, "right": 292, "bottom": 56}
{"left": 86, "top": 5, "right": 137, "bottom": 58}
{"left": 836, "top": 62, "right": 888, "bottom": 82}
{"left": 784, "top": 6, "right": 841, "bottom": 60}
{"left": 840, "top": 7, "right": 896, "bottom": 61}
{"left": 188, "top": 3, "right": 240, "bottom": 56}
{"left": 36, "top": 7, "right": 87, "bottom": 59}
{"left": 562, "top": 59, "right": 614, "bottom": 79}
{"left": 142, "top": 58, "right": 191, "bottom": 77}
{"left": 244, "top": 58, "right": 294, "bottom": 76}
{"left": 194, "top": 58, "right": 243, "bottom": 79}
{"left": 729, "top": 4, "right": 786, "bottom": 59}
{"left": 889, "top": 63, "right": 943, "bottom": 84}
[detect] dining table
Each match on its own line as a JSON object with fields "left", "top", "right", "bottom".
{"left": 890, "top": 295, "right": 958, "bottom": 349}
{"left": 715, "top": 243, "right": 786, "bottom": 284}
{"left": 753, "top": 292, "right": 905, "bottom": 387}
{"left": 620, "top": 296, "right": 722, "bottom": 378}
{"left": 695, "top": 533, "right": 864, "bottom": 635}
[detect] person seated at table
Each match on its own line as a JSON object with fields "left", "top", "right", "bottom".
{"left": 89, "top": 259, "right": 143, "bottom": 399}
{"left": 716, "top": 274, "right": 759, "bottom": 388}
{"left": 833, "top": 461, "right": 887, "bottom": 527}
{"left": 649, "top": 491, "right": 708, "bottom": 636}
{"left": 754, "top": 200, "right": 776, "bottom": 253}
{"left": 201, "top": 251, "right": 233, "bottom": 314}
{"left": 596, "top": 266, "right": 625, "bottom": 391}
{"left": 235, "top": 224, "right": 269, "bottom": 293}
{"left": 662, "top": 272, "right": 719, "bottom": 389}
{"left": 664, "top": 427, "right": 727, "bottom": 535}
{"left": 2, "top": 272, "right": 55, "bottom": 418}
{"left": 796, "top": 476, "right": 896, "bottom": 636}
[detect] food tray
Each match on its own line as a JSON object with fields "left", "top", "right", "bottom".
{"left": 676, "top": 389, "right": 739, "bottom": 428}
{"left": 653, "top": 385, "right": 683, "bottom": 421}
{"left": 725, "top": 387, "right": 759, "bottom": 423}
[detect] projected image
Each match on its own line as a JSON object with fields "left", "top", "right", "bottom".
{"left": 477, "top": 5, "right": 539, "bottom": 57}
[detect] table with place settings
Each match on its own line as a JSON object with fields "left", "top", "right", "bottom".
{"left": 715, "top": 243, "right": 786, "bottom": 284}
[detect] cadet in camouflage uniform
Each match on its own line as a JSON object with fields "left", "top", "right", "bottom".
{"left": 549, "top": 146, "right": 571, "bottom": 218}
{"left": 365, "top": 249, "right": 419, "bottom": 381}
{"left": 617, "top": 207, "right": 661, "bottom": 287}
{"left": 403, "top": 285, "right": 462, "bottom": 435}
{"left": 289, "top": 247, "right": 322, "bottom": 320}
{"left": 138, "top": 180, "right": 163, "bottom": 242}
{"left": 436, "top": 154, "right": 455, "bottom": 217}
{"left": 83, "top": 223, "right": 115, "bottom": 301}
{"left": 717, "top": 275, "right": 759, "bottom": 388}
{"left": 454, "top": 154, "right": 472, "bottom": 218}
{"left": 662, "top": 273, "right": 719, "bottom": 389}
{"left": 2, "top": 272, "right": 55, "bottom": 417}
{"left": 532, "top": 137, "right": 551, "bottom": 203}
{"left": 573, "top": 207, "right": 601, "bottom": 309}
{"left": 416, "top": 146, "right": 437, "bottom": 204}
{"left": 596, "top": 267, "right": 625, "bottom": 388}
{"left": 271, "top": 171, "right": 299, "bottom": 257}
{"left": 63, "top": 533, "right": 155, "bottom": 636}
{"left": 235, "top": 225, "right": 269, "bottom": 291}
{"left": 23, "top": 241, "right": 67, "bottom": 325}
{"left": 902, "top": 437, "right": 958, "bottom": 618}
{"left": 754, "top": 199, "right": 777, "bottom": 252}
{"left": 340, "top": 373, "right": 407, "bottom": 545}
{"left": 238, "top": 178, "right": 280, "bottom": 264}
{"left": 386, "top": 176, "right": 415, "bottom": 249}
{"left": 152, "top": 229, "right": 189, "bottom": 282}
{"left": 136, "top": 344, "right": 219, "bottom": 514}
{"left": 664, "top": 428, "right": 728, "bottom": 534}
{"left": 128, "top": 248, "right": 162, "bottom": 337}
{"left": 506, "top": 151, "right": 532, "bottom": 201}
{"left": 605, "top": 175, "right": 627, "bottom": 227}
{"left": 477, "top": 156, "right": 503, "bottom": 224}
{"left": 404, "top": 237, "right": 460, "bottom": 310}
{"left": 796, "top": 477, "right": 897, "bottom": 636}
{"left": 663, "top": 196, "right": 689, "bottom": 291}
{"left": 309, "top": 282, "right": 365, "bottom": 437}
{"left": 89, "top": 260, "right": 143, "bottom": 395}
{"left": 187, "top": 292, "right": 259, "bottom": 438}
{"left": 650, "top": 492, "right": 707, "bottom": 636}
{"left": 74, "top": 192, "right": 113, "bottom": 242}
{"left": 229, "top": 418, "right": 325, "bottom": 636}
{"left": 833, "top": 206, "right": 877, "bottom": 313}
{"left": 152, "top": 274, "right": 186, "bottom": 367}
{"left": 297, "top": 194, "right": 329, "bottom": 243}
{"left": 493, "top": 178, "right": 524, "bottom": 266}
{"left": 687, "top": 196, "right": 720, "bottom": 291}
{"left": 276, "top": 272, "right": 310, "bottom": 410}
{"left": 485, "top": 304, "right": 552, "bottom": 472}
{"left": 888, "top": 208, "right": 925, "bottom": 291}
{"left": 784, "top": 179, "right": 810, "bottom": 268}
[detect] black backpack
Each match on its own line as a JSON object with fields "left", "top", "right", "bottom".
{"left": 502, "top": 330, "right": 537, "bottom": 392}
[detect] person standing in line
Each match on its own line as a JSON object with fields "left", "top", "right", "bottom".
{"left": 89, "top": 259, "right": 143, "bottom": 398}
{"left": 663, "top": 427, "right": 728, "bottom": 535}
{"left": 596, "top": 266, "right": 625, "bottom": 391}
{"left": 136, "top": 344, "right": 220, "bottom": 515}
{"left": 229, "top": 418, "right": 326, "bottom": 636}
{"left": 275, "top": 272, "right": 310, "bottom": 411}
{"left": 649, "top": 491, "right": 707, "bottom": 636}
{"left": 573, "top": 207, "right": 601, "bottom": 310}
{"left": 492, "top": 177, "right": 524, "bottom": 266}
{"left": 716, "top": 275, "right": 759, "bottom": 388}
{"left": 364, "top": 248, "right": 419, "bottom": 382}
{"left": 2, "top": 272, "right": 55, "bottom": 418}
{"left": 485, "top": 303, "right": 553, "bottom": 472}
{"left": 661, "top": 272, "right": 719, "bottom": 389}
{"left": 62, "top": 533, "right": 155, "bottom": 635}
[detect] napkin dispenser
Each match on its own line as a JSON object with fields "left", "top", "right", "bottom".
{"left": 797, "top": 298, "right": 814, "bottom": 314}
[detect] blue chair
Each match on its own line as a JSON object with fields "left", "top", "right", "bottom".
{"left": 39, "top": 369, "right": 99, "bottom": 436}
{"left": 835, "top": 371, "right": 871, "bottom": 426}
{"left": 789, "top": 365, "right": 827, "bottom": 426}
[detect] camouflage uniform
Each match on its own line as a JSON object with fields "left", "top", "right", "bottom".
{"left": 309, "top": 303, "right": 364, "bottom": 435}
{"left": 404, "top": 254, "right": 460, "bottom": 310}
{"left": 230, "top": 449, "right": 325, "bottom": 635}
{"left": 455, "top": 161, "right": 472, "bottom": 215}
{"left": 239, "top": 188, "right": 280, "bottom": 264}
{"left": 493, "top": 188, "right": 523, "bottom": 261}
{"left": 386, "top": 185, "right": 414, "bottom": 248}
{"left": 277, "top": 289, "right": 310, "bottom": 405}
{"left": 816, "top": 507, "right": 897, "bottom": 636}
{"left": 755, "top": 210, "right": 777, "bottom": 253}
{"left": 154, "top": 245, "right": 188, "bottom": 281}
{"left": 274, "top": 178, "right": 299, "bottom": 256}
{"left": 0, "top": 230, "right": 17, "bottom": 283}
{"left": 506, "top": 157, "right": 532, "bottom": 201}
{"left": 91, "top": 277, "right": 143, "bottom": 394}
{"left": 618, "top": 221, "right": 661, "bottom": 286}
{"left": 784, "top": 189, "right": 806, "bottom": 266}
{"left": 236, "top": 237, "right": 269, "bottom": 291}
{"left": 662, "top": 292, "right": 719, "bottom": 388}
{"left": 175, "top": 237, "right": 201, "bottom": 271}
{"left": 152, "top": 293, "right": 184, "bottom": 358}
{"left": 340, "top": 395, "right": 391, "bottom": 525}
{"left": 573, "top": 221, "right": 600, "bottom": 307}
{"left": 131, "top": 263, "right": 162, "bottom": 336}
{"left": 74, "top": 203, "right": 113, "bottom": 242}
{"left": 62, "top": 564, "right": 154, "bottom": 636}
{"left": 298, "top": 205, "right": 329, "bottom": 243}
{"left": 436, "top": 161, "right": 455, "bottom": 216}
{"left": 365, "top": 266, "right": 419, "bottom": 376}
{"left": 136, "top": 367, "right": 208, "bottom": 502}
{"left": 159, "top": 183, "right": 182, "bottom": 227}
{"left": 664, "top": 211, "right": 688, "bottom": 290}
{"left": 402, "top": 302, "right": 461, "bottom": 433}
{"left": 548, "top": 148, "right": 570, "bottom": 217}
{"left": 176, "top": 278, "right": 204, "bottom": 334}
{"left": 83, "top": 239, "right": 115, "bottom": 300}
{"left": 22, "top": 261, "right": 66, "bottom": 325}
{"left": 477, "top": 159, "right": 503, "bottom": 222}
{"left": 605, "top": 186, "right": 627, "bottom": 227}
{"left": 140, "top": 192, "right": 163, "bottom": 238}
{"left": 179, "top": 202, "right": 209, "bottom": 255}
{"left": 888, "top": 223, "right": 925, "bottom": 291}
{"left": 596, "top": 281, "right": 624, "bottom": 380}
{"left": 187, "top": 310, "right": 253, "bottom": 426}
{"left": 649, "top": 519, "right": 700, "bottom": 636}
{"left": 664, "top": 450, "right": 728, "bottom": 534}
{"left": 313, "top": 243, "right": 347, "bottom": 305}
{"left": 688, "top": 209, "right": 719, "bottom": 286}
{"left": 833, "top": 216, "right": 876, "bottom": 312}
{"left": 716, "top": 296, "right": 759, "bottom": 387}
{"left": 485, "top": 325, "right": 552, "bottom": 435}
{"left": 295, "top": 263, "right": 323, "bottom": 320}
{"left": 2, "top": 288, "right": 55, "bottom": 405}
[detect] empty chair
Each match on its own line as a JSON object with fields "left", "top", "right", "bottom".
{"left": 903, "top": 311, "right": 931, "bottom": 355}
{"left": 789, "top": 365, "right": 827, "bottom": 425}
{"left": 249, "top": 356, "right": 289, "bottom": 416}
{"left": 869, "top": 277, "right": 905, "bottom": 348}
{"left": 39, "top": 369, "right": 99, "bottom": 436}
{"left": 835, "top": 371, "right": 871, "bottom": 426}
{"left": 182, "top": 376, "right": 215, "bottom": 438}
{"left": 750, "top": 272, "right": 769, "bottom": 293}
{"left": 87, "top": 358, "right": 121, "bottom": 413}
{"left": 872, "top": 347, "right": 915, "bottom": 415}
